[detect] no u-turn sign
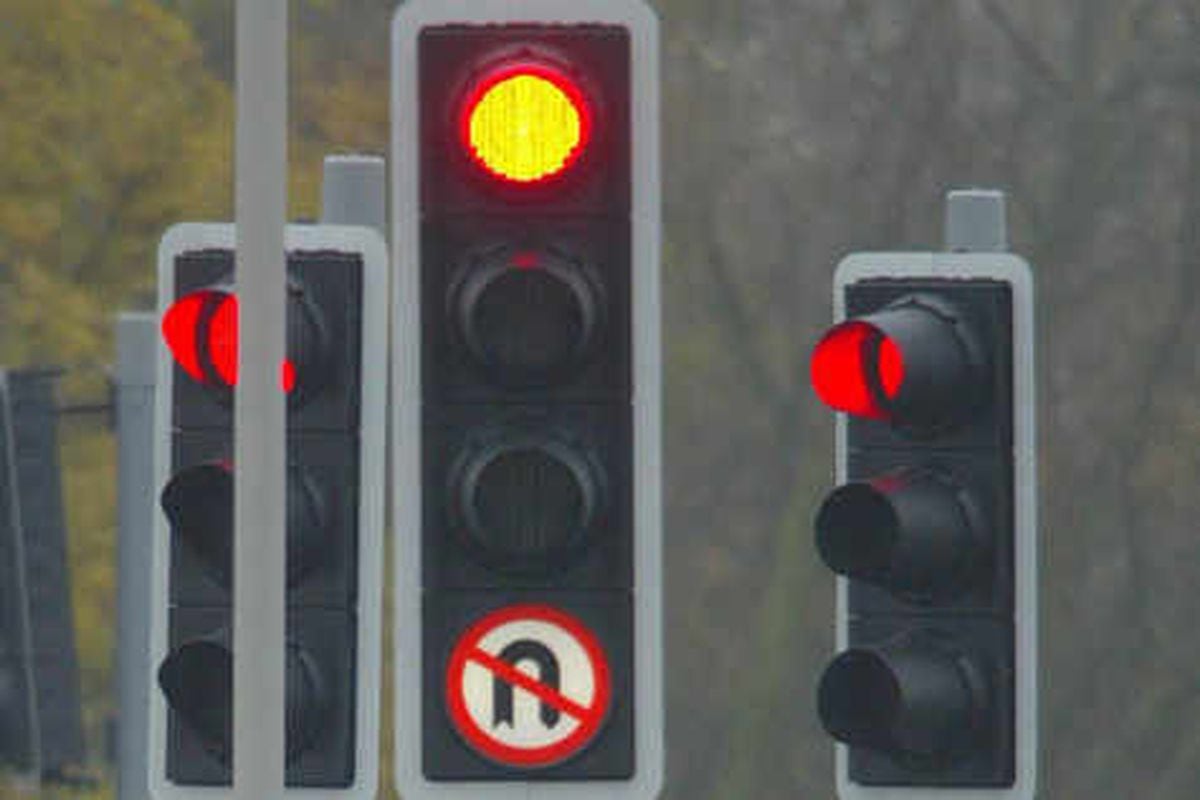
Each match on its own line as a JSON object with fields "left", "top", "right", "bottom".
{"left": 445, "top": 604, "right": 613, "bottom": 769}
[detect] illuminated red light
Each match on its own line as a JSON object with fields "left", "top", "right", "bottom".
{"left": 281, "top": 361, "right": 297, "bottom": 394}
{"left": 207, "top": 293, "right": 238, "bottom": 387}
{"left": 162, "top": 291, "right": 214, "bottom": 385}
{"left": 162, "top": 290, "right": 296, "bottom": 393}
{"left": 810, "top": 321, "right": 905, "bottom": 420}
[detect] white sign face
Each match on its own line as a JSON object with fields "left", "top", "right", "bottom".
{"left": 445, "top": 605, "right": 612, "bottom": 769}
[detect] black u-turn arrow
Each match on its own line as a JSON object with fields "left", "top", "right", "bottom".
{"left": 493, "top": 639, "right": 561, "bottom": 729}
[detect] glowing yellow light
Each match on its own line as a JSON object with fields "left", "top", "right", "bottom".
{"left": 466, "top": 70, "right": 589, "bottom": 184}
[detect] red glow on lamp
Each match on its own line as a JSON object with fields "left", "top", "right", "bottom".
{"left": 511, "top": 250, "right": 541, "bottom": 270}
{"left": 810, "top": 321, "right": 905, "bottom": 420}
{"left": 162, "top": 292, "right": 214, "bottom": 385}
{"left": 207, "top": 293, "right": 238, "bottom": 387}
{"left": 162, "top": 290, "right": 296, "bottom": 393}
{"left": 459, "top": 61, "right": 593, "bottom": 186}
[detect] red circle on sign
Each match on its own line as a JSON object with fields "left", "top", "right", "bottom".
{"left": 445, "top": 604, "right": 612, "bottom": 769}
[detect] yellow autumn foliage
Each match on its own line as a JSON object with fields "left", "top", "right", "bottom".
{"left": 1, "top": 2, "right": 233, "bottom": 794}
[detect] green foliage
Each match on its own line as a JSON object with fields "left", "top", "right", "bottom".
{"left": 0, "top": 1, "right": 231, "bottom": 788}
{"left": 0, "top": 262, "right": 101, "bottom": 366}
{"left": 59, "top": 422, "right": 117, "bottom": 762}
{"left": 160, "top": 0, "right": 392, "bottom": 220}
{"left": 0, "top": 0, "right": 232, "bottom": 365}
{"left": 0, "top": 774, "right": 114, "bottom": 799}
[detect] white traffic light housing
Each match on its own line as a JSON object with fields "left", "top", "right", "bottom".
{"left": 148, "top": 223, "right": 386, "bottom": 798}
{"left": 391, "top": 1, "right": 662, "bottom": 797}
{"left": 811, "top": 253, "right": 1037, "bottom": 800}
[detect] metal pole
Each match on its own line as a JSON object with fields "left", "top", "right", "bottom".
{"left": 234, "top": 2, "right": 288, "bottom": 797}
{"left": 115, "top": 314, "right": 156, "bottom": 800}
{"left": 320, "top": 157, "right": 389, "bottom": 800}
{"left": 0, "top": 372, "right": 41, "bottom": 787}
{"left": 945, "top": 188, "right": 1008, "bottom": 253}
{"left": 321, "top": 155, "right": 388, "bottom": 238}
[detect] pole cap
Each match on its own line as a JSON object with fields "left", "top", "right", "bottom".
{"left": 945, "top": 189, "right": 1008, "bottom": 253}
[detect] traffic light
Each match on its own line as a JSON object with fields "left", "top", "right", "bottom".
{"left": 0, "top": 369, "right": 86, "bottom": 782}
{"left": 391, "top": 2, "right": 663, "bottom": 797}
{"left": 809, "top": 253, "right": 1037, "bottom": 799}
{"left": 148, "top": 223, "right": 386, "bottom": 797}
{"left": 0, "top": 371, "right": 47, "bottom": 778}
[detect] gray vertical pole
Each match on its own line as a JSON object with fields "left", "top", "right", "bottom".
{"left": 234, "top": 1, "right": 288, "bottom": 797}
{"left": 115, "top": 314, "right": 156, "bottom": 800}
{"left": 0, "top": 371, "right": 41, "bottom": 786}
{"left": 946, "top": 188, "right": 1008, "bottom": 252}
{"left": 320, "top": 154, "right": 388, "bottom": 799}
{"left": 321, "top": 155, "right": 387, "bottom": 238}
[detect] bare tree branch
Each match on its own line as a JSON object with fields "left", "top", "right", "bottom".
{"left": 1118, "top": 104, "right": 1200, "bottom": 594}
{"left": 1127, "top": 0, "right": 1161, "bottom": 39}
{"left": 1183, "top": 3, "right": 1200, "bottom": 34}
{"left": 1104, "top": 54, "right": 1200, "bottom": 104}
{"left": 977, "top": 0, "right": 1072, "bottom": 98}
{"left": 701, "top": 243, "right": 795, "bottom": 421}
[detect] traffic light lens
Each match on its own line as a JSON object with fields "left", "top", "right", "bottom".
{"left": 285, "top": 471, "right": 331, "bottom": 587}
{"left": 456, "top": 437, "right": 602, "bottom": 570}
{"left": 161, "top": 463, "right": 234, "bottom": 588}
{"left": 456, "top": 250, "right": 600, "bottom": 385}
{"left": 879, "top": 335, "right": 903, "bottom": 395}
{"left": 818, "top": 649, "right": 899, "bottom": 748}
{"left": 820, "top": 643, "right": 989, "bottom": 759}
{"left": 816, "top": 473, "right": 987, "bottom": 602}
{"left": 810, "top": 320, "right": 904, "bottom": 420}
{"left": 157, "top": 637, "right": 333, "bottom": 766}
{"left": 463, "top": 64, "right": 591, "bottom": 184}
{"left": 208, "top": 293, "right": 238, "bottom": 386}
{"left": 162, "top": 290, "right": 224, "bottom": 387}
{"left": 815, "top": 483, "right": 897, "bottom": 580}
{"left": 477, "top": 448, "right": 583, "bottom": 548}
{"left": 161, "top": 462, "right": 332, "bottom": 590}
{"left": 207, "top": 294, "right": 301, "bottom": 393}
{"left": 162, "top": 290, "right": 298, "bottom": 393}
{"left": 477, "top": 268, "right": 581, "bottom": 369}
{"left": 158, "top": 639, "right": 232, "bottom": 756}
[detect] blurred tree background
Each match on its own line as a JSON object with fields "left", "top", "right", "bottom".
{"left": 2, "top": 0, "right": 1199, "bottom": 797}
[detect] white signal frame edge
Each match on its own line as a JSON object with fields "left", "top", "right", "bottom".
{"left": 148, "top": 222, "right": 388, "bottom": 800}
{"left": 832, "top": 253, "right": 1037, "bottom": 800}
{"left": 390, "top": 2, "right": 663, "bottom": 799}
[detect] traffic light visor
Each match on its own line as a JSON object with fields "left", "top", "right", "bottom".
{"left": 811, "top": 320, "right": 904, "bottom": 420}
{"left": 819, "top": 643, "right": 988, "bottom": 759}
{"left": 818, "top": 649, "right": 900, "bottom": 748}
{"left": 815, "top": 482, "right": 898, "bottom": 580}
{"left": 163, "top": 290, "right": 297, "bottom": 393}
{"left": 461, "top": 62, "right": 592, "bottom": 184}
{"left": 158, "top": 639, "right": 232, "bottom": 755}
{"left": 161, "top": 463, "right": 234, "bottom": 588}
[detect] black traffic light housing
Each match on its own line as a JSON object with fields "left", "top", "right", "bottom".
{"left": 419, "top": 22, "right": 633, "bottom": 780}
{"left": 391, "top": 3, "right": 663, "bottom": 797}
{"left": 810, "top": 254, "right": 1036, "bottom": 798}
